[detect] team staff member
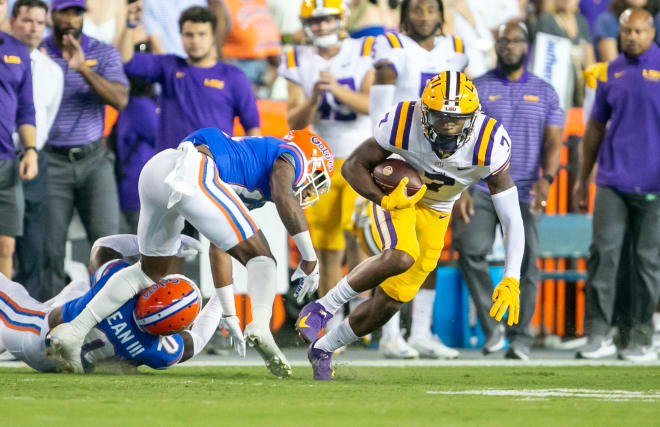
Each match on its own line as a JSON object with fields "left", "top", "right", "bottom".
{"left": 575, "top": 8, "right": 660, "bottom": 362}
{"left": 120, "top": 4, "right": 260, "bottom": 152}
{"left": 10, "top": 0, "right": 63, "bottom": 300}
{"left": 41, "top": 0, "right": 128, "bottom": 299}
{"left": 0, "top": 0, "right": 37, "bottom": 280}
{"left": 452, "top": 23, "right": 564, "bottom": 360}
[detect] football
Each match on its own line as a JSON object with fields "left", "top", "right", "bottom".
{"left": 372, "top": 159, "right": 423, "bottom": 196}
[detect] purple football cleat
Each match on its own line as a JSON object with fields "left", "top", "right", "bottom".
{"left": 296, "top": 301, "right": 333, "bottom": 343}
{"left": 308, "top": 340, "right": 334, "bottom": 381}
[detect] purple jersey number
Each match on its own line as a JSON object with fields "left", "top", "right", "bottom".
{"left": 419, "top": 72, "right": 436, "bottom": 97}
{"left": 319, "top": 77, "right": 357, "bottom": 121}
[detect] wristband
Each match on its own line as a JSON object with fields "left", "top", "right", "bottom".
{"left": 292, "top": 231, "right": 317, "bottom": 261}
{"left": 24, "top": 146, "right": 37, "bottom": 154}
{"left": 215, "top": 284, "right": 236, "bottom": 316}
{"left": 541, "top": 173, "right": 554, "bottom": 185}
{"left": 126, "top": 20, "right": 139, "bottom": 29}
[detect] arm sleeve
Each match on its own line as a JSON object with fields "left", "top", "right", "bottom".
{"left": 232, "top": 69, "right": 261, "bottom": 131}
{"left": 16, "top": 54, "right": 36, "bottom": 127}
{"left": 123, "top": 52, "right": 166, "bottom": 83}
{"left": 491, "top": 186, "right": 525, "bottom": 280}
{"left": 99, "top": 45, "right": 129, "bottom": 86}
{"left": 187, "top": 293, "right": 223, "bottom": 357}
{"left": 92, "top": 234, "right": 140, "bottom": 257}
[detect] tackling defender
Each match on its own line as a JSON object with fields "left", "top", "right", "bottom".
{"left": 280, "top": 0, "right": 374, "bottom": 334}
{"left": 48, "top": 128, "right": 334, "bottom": 377}
{"left": 0, "top": 235, "right": 228, "bottom": 373}
{"left": 368, "top": 0, "right": 471, "bottom": 359}
{"left": 298, "top": 71, "right": 525, "bottom": 380}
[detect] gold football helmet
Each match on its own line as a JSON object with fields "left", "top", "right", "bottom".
{"left": 300, "top": 0, "right": 348, "bottom": 48}
{"left": 420, "top": 71, "right": 481, "bottom": 157}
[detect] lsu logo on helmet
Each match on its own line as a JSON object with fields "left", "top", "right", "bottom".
{"left": 134, "top": 274, "right": 202, "bottom": 336}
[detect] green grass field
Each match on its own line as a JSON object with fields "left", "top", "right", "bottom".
{"left": 1, "top": 366, "right": 659, "bottom": 427}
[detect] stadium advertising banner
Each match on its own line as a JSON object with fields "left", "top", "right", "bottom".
{"left": 532, "top": 32, "right": 573, "bottom": 112}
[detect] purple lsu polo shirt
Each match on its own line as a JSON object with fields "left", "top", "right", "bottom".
{"left": 42, "top": 34, "right": 128, "bottom": 147}
{"left": 472, "top": 68, "right": 565, "bottom": 203}
{"left": 123, "top": 53, "right": 260, "bottom": 151}
{"left": 591, "top": 43, "right": 660, "bottom": 194}
{"left": 0, "top": 32, "right": 35, "bottom": 160}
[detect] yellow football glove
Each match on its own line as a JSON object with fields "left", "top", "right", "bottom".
{"left": 489, "top": 277, "right": 520, "bottom": 326}
{"left": 380, "top": 177, "right": 427, "bottom": 211}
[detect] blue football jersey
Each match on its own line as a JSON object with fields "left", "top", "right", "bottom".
{"left": 61, "top": 260, "right": 184, "bottom": 370}
{"left": 184, "top": 127, "right": 307, "bottom": 209}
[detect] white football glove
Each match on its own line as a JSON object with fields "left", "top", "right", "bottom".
{"left": 291, "top": 260, "right": 320, "bottom": 304}
{"left": 221, "top": 315, "right": 246, "bottom": 357}
{"left": 176, "top": 235, "right": 202, "bottom": 258}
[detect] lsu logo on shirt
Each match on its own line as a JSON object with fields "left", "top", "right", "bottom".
{"left": 204, "top": 78, "right": 225, "bottom": 90}
{"left": 3, "top": 55, "right": 21, "bottom": 65}
{"left": 643, "top": 69, "right": 660, "bottom": 82}
{"left": 85, "top": 59, "right": 98, "bottom": 67}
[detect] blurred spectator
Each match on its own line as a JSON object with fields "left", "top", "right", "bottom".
{"left": 452, "top": 22, "right": 564, "bottom": 360}
{"left": 535, "top": 0, "right": 595, "bottom": 106}
{"left": 346, "top": 0, "right": 400, "bottom": 37}
{"left": 220, "top": 0, "right": 282, "bottom": 93}
{"left": 446, "top": 0, "right": 496, "bottom": 77}
{"left": 82, "top": 0, "right": 126, "bottom": 46}
{"left": 120, "top": 4, "right": 260, "bottom": 152}
{"left": 0, "top": 0, "right": 37, "bottom": 279}
{"left": 10, "top": 0, "right": 62, "bottom": 300}
{"left": 41, "top": 0, "right": 128, "bottom": 297}
{"left": 594, "top": 0, "right": 660, "bottom": 61}
{"left": 266, "top": 0, "right": 304, "bottom": 44}
{"left": 580, "top": 0, "right": 612, "bottom": 34}
{"left": 141, "top": 0, "right": 209, "bottom": 56}
{"left": 114, "top": 37, "right": 157, "bottom": 234}
{"left": 0, "top": 0, "right": 9, "bottom": 31}
{"left": 574, "top": 8, "right": 660, "bottom": 362}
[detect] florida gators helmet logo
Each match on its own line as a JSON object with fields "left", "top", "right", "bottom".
{"left": 134, "top": 274, "right": 202, "bottom": 336}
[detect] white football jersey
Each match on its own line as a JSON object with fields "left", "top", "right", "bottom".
{"left": 278, "top": 37, "right": 375, "bottom": 159}
{"left": 373, "top": 101, "right": 512, "bottom": 212}
{"left": 373, "top": 32, "right": 469, "bottom": 103}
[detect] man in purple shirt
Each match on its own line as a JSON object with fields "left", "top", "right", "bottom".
{"left": 0, "top": 0, "right": 37, "bottom": 280}
{"left": 119, "top": 4, "right": 260, "bottom": 153}
{"left": 452, "top": 23, "right": 565, "bottom": 360}
{"left": 41, "top": 0, "right": 128, "bottom": 299}
{"left": 574, "top": 8, "right": 660, "bottom": 362}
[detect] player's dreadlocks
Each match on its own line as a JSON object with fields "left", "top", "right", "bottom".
{"left": 399, "top": 0, "right": 445, "bottom": 35}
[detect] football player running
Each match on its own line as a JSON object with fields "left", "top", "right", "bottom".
{"left": 280, "top": 0, "right": 374, "bottom": 336}
{"left": 0, "top": 234, "right": 230, "bottom": 373}
{"left": 367, "top": 0, "right": 472, "bottom": 359}
{"left": 297, "top": 72, "right": 525, "bottom": 380}
{"left": 47, "top": 128, "right": 334, "bottom": 378}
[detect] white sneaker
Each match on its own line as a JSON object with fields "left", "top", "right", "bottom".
{"left": 244, "top": 322, "right": 291, "bottom": 378}
{"left": 379, "top": 334, "right": 419, "bottom": 359}
{"left": 619, "top": 344, "right": 659, "bottom": 363}
{"left": 45, "top": 323, "right": 85, "bottom": 373}
{"left": 408, "top": 335, "right": 460, "bottom": 359}
{"left": 576, "top": 336, "right": 617, "bottom": 359}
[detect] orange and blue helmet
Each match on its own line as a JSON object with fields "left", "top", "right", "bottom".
{"left": 134, "top": 274, "right": 202, "bottom": 336}
{"left": 282, "top": 129, "right": 334, "bottom": 209}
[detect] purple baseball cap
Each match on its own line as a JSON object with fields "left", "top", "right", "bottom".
{"left": 51, "top": 0, "right": 87, "bottom": 11}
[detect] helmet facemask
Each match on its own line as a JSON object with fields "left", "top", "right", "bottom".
{"left": 421, "top": 103, "right": 480, "bottom": 158}
{"left": 302, "top": 14, "right": 343, "bottom": 48}
{"left": 295, "top": 156, "right": 332, "bottom": 209}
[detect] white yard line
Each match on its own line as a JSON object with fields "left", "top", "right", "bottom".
{"left": 426, "top": 388, "right": 660, "bottom": 401}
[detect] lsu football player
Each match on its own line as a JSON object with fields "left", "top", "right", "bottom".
{"left": 368, "top": 0, "right": 471, "bottom": 359}
{"left": 296, "top": 72, "right": 525, "bottom": 380}
{"left": 280, "top": 1, "right": 374, "bottom": 335}
{"left": 0, "top": 235, "right": 232, "bottom": 373}
{"left": 47, "top": 128, "right": 334, "bottom": 378}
